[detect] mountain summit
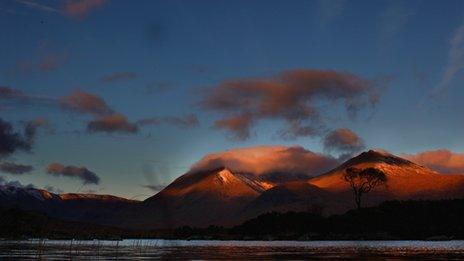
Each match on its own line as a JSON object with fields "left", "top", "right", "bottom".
{"left": 309, "top": 149, "right": 464, "bottom": 197}
{"left": 138, "top": 168, "right": 273, "bottom": 228}
{"left": 146, "top": 168, "right": 267, "bottom": 201}
{"left": 339, "top": 149, "right": 414, "bottom": 168}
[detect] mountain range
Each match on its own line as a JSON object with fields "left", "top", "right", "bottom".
{"left": 1, "top": 150, "right": 464, "bottom": 229}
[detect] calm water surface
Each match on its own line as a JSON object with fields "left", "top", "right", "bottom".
{"left": 1, "top": 239, "right": 464, "bottom": 260}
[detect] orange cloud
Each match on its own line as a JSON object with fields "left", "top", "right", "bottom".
{"left": 10, "top": 52, "right": 67, "bottom": 75}
{"left": 38, "top": 53, "right": 66, "bottom": 72}
{"left": 403, "top": 149, "right": 464, "bottom": 174}
{"left": 63, "top": 0, "right": 107, "bottom": 19}
{"left": 200, "top": 69, "right": 382, "bottom": 140}
{"left": 60, "top": 90, "right": 113, "bottom": 116}
{"left": 213, "top": 114, "right": 253, "bottom": 140}
{"left": 188, "top": 145, "right": 338, "bottom": 181}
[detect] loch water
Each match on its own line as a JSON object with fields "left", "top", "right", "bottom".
{"left": 1, "top": 239, "right": 464, "bottom": 260}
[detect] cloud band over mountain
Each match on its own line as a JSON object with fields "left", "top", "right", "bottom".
{"left": 188, "top": 145, "right": 339, "bottom": 181}
{"left": 403, "top": 149, "right": 464, "bottom": 174}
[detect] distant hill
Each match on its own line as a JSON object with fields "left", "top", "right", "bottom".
{"left": 0, "top": 186, "right": 139, "bottom": 226}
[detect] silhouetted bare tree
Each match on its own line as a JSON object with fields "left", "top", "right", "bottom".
{"left": 343, "top": 167, "right": 387, "bottom": 209}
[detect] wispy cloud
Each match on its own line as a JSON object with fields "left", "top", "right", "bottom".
{"left": 38, "top": 53, "right": 67, "bottom": 72}
{"left": 430, "top": 22, "right": 464, "bottom": 97}
{"left": 0, "top": 176, "right": 35, "bottom": 189}
{"left": 0, "top": 86, "right": 24, "bottom": 100}
{"left": 145, "top": 82, "right": 172, "bottom": 94}
{"left": 44, "top": 185, "right": 63, "bottom": 194}
{"left": 316, "top": 0, "right": 346, "bottom": 28}
{"left": 0, "top": 162, "right": 34, "bottom": 175}
{"left": 137, "top": 114, "right": 199, "bottom": 129}
{"left": 10, "top": 52, "right": 68, "bottom": 75}
{"left": 379, "top": 3, "right": 413, "bottom": 45}
{"left": 0, "top": 86, "right": 56, "bottom": 109}
{"left": 15, "top": 0, "right": 60, "bottom": 13}
{"left": 143, "top": 184, "right": 166, "bottom": 193}
{"left": 101, "top": 72, "right": 137, "bottom": 83}
{"left": 13, "top": 0, "right": 107, "bottom": 19}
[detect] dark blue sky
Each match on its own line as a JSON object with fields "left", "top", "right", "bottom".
{"left": 1, "top": 0, "right": 464, "bottom": 198}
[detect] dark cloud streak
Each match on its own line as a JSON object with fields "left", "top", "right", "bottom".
{"left": 0, "top": 162, "right": 34, "bottom": 175}
{"left": 137, "top": 114, "right": 199, "bottom": 129}
{"left": 44, "top": 185, "right": 63, "bottom": 194}
{"left": 87, "top": 113, "right": 138, "bottom": 134}
{"left": 0, "top": 86, "right": 24, "bottom": 100}
{"left": 0, "top": 118, "right": 34, "bottom": 158}
{"left": 101, "top": 72, "right": 137, "bottom": 83}
{"left": 323, "top": 128, "right": 365, "bottom": 159}
{"left": 0, "top": 86, "right": 57, "bottom": 109}
{"left": 46, "top": 162, "right": 100, "bottom": 185}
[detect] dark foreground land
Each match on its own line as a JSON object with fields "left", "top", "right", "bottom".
{"left": 1, "top": 199, "right": 464, "bottom": 240}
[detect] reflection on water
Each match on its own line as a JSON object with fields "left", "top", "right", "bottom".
{"left": 1, "top": 239, "right": 464, "bottom": 260}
